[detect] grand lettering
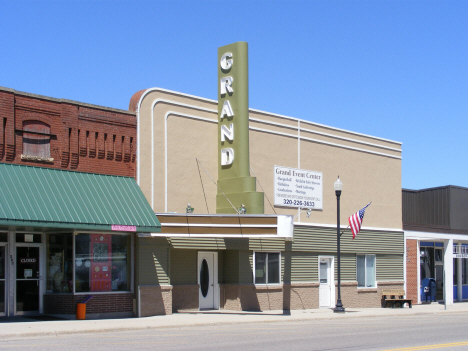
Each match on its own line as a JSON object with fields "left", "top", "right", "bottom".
{"left": 220, "top": 51, "right": 235, "bottom": 166}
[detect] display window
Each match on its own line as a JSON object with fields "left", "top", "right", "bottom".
{"left": 74, "top": 233, "right": 131, "bottom": 293}
{"left": 0, "top": 245, "right": 5, "bottom": 313}
{"left": 453, "top": 247, "right": 468, "bottom": 286}
{"left": 47, "top": 233, "right": 73, "bottom": 292}
{"left": 46, "top": 232, "right": 132, "bottom": 294}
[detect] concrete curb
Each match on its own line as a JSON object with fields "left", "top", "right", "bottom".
{"left": 1, "top": 304, "right": 467, "bottom": 339}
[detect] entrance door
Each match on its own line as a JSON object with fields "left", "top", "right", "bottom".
{"left": 16, "top": 245, "right": 41, "bottom": 314}
{"left": 0, "top": 245, "right": 5, "bottom": 316}
{"left": 434, "top": 248, "right": 444, "bottom": 300}
{"left": 198, "top": 252, "right": 218, "bottom": 310}
{"left": 319, "top": 257, "right": 333, "bottom": 308}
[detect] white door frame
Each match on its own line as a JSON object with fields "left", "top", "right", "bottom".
{"left": 318, "top": 256, "right": 335, "bottom": 308}
{"left": 197, "top": 251, "right": 219, "bottom": 310}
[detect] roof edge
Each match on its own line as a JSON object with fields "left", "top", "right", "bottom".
{"left": 0, "top": 86, "right": 135, "bottom": 116}
{"left": 133, "top": 87, "right": 402, "bottom": 146}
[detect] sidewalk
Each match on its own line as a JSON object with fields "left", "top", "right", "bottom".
{"left": 1, "top": 302, "right": 467, "bottom": 338}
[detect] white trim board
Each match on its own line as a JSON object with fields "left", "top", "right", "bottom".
{"left": 405, "top": 230, "right": 468, "bottom": 242}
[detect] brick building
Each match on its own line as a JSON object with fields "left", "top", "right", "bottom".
{"left": 0, "top": 86, "right": 136, "bottom": 176}
{"left": 404, "top": 186, "right": 468, "bottom": 305}
{"left": 0, "top": 87, "right": 160, "bottom": 318}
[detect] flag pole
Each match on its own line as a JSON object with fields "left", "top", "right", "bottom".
{"left": 340, "top": 225, "right": 349, "bottom": 237}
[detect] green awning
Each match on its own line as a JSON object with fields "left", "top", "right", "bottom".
{"left": 0, "top": 163, "right": 160, "bottom": 233}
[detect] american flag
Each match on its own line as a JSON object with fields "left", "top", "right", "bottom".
{"left": 348, "top": 203, "right": 371, "bottom": 239}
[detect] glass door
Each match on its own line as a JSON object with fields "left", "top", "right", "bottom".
{"left": 0, "top": 246, "right": 5, "bottom": 315}
{"left": 435, "top": 248, "right": 444, "bottom": 300}
{"left": 16, "top": 245, "right": 41, "bottom": 314}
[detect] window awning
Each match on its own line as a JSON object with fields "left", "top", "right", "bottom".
{"left": 0, "top": 163, "right": 160, "bottom": 233}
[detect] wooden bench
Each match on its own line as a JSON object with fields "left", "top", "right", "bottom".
{"left": 382, "top": 289, "right": 412, "bottom": 308}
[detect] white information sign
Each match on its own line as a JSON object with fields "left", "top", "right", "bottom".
{"left": 455, "top": 254, "right": 468, "bottom": 259}
{"left": 24, "top": 269, "right": 32, "bottom": 278}
{"left": 274, "top": 166, "right": 323, "bottom": 210}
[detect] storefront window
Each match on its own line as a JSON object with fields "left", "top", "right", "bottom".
{"left": 254, "top": 252, "right": 280, "bottom": 285}
{"left": 454, "top": 256, "right": 468, "bottom": 286}
{"left": 420, "top": 246, "right": 434, "bottom": 282}
{"left": 74, "top": 233, "right": 131, "bottom": 293}
{"left": 47, "top": 233, "right": 73, "bottom": 292}
{"left": 0, "top": 245, "right": 5, "bottom": 313}
{"left": 464, "top": 259, "right": 468, "bottom": 285}
{"left": 357, "top": 255, "right": 376, "bottom": 288}
{"left": 454, "top": 258, "right": 457, "bottom": 285}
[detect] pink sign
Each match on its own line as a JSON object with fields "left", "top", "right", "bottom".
{"left": 111, "top": 225, "right": 137, "bottom": 232}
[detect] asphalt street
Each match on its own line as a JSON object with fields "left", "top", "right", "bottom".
{"left": 1, "top": 304, "right": 468, "bottom": 350}
{"left": 1, "top": 313, "right": 468, "bottom": 351}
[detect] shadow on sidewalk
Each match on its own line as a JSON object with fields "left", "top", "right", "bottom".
{"left": 0, "top": 315, "right": 68, "bottom": 323}
{"left": 179, "top": 309, "right": 291, "bottom": 316}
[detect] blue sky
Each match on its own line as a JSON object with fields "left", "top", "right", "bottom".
{"left": 1, "top": 0, "right": 466, "bottom": 190}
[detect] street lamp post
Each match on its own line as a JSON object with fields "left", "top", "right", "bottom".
{"left": 334, "top": 177, "right": 345, "bottom": 313}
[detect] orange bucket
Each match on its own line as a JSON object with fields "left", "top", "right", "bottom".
{"left": 76, "top": 303, "right": 86, "bottom": 320}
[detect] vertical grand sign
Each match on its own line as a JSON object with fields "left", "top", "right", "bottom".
{"left": 216, "top": 42, "right": 264, "bottom": 214}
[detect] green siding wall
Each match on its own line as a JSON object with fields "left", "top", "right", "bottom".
{"left": 249, "top": 238, "right": 285, "bottom": 251}
{"left": 286, "top": 253, "right": 355, "bottom": 283}
{"left": 239, "top": 250, "right": 253, "bottom": 284}
{"left": 169, "top": 237, "right": 285, "bottom": 251}
{"left": 141, "top": 225, "right": 404, "bottom": 289}
{"left": 223, "top": 250, "right": 240, "bottom": 284}
{"left": 170, "top": 249, "right": 197, "bottom": 285}
{"left": 289, "top": 253, "right": 318, "bottom": 282}
{"left": 218, "top": 251, "right": 225, "bottom": 284}
{"left": 137, "top": 237, "right": 170, "bottom": 285}
{"left": 376, "top": 254, "right": 404, "bottom": 281}
{"left": 339, "top": 254, "right": 357, "bottom": 282}
{"left": 293, "top": 226, "right": 404, "bottom": 254}
{"left": 169, "top": 238, "right": 227, "bottom": 250}
{"left": 170, "top": 249, "right": 234, "bottom": 285}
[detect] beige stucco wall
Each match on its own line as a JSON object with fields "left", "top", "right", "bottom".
{"left": 135, "top": 88, "right": 402, "bottom": 230}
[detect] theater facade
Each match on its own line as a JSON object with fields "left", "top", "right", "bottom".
{"left": 129, "top": 42, "right": 405, "bottom": 315}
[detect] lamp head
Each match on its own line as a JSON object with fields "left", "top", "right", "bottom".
{"left": 334, "top": 176, "right": 343, "bottom": 192}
